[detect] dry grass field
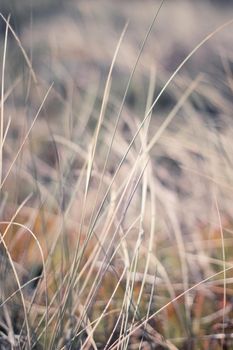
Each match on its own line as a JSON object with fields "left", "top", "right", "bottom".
{"left": 0, "top": 1, "right": 233, "bottom": 349}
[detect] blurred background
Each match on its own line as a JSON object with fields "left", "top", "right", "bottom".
{"left": 1, "top": 0, "right": 232, "bottom": 224}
